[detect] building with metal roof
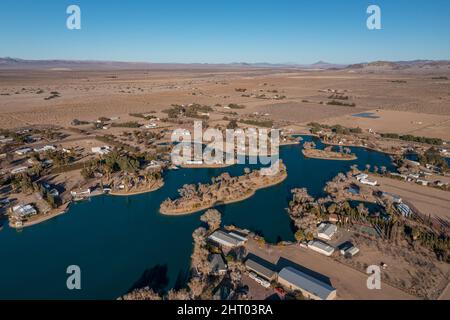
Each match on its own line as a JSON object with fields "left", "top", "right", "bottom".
{"left": 209, "top": 254, "right": 228, "bottom": 275}
{"left": 245, "top": 258, "right": 277, "bottom": 281}
{"left": 308, "top": 240, "right": 335, "bottom": 256}
{"left": 208, "top": 230, "right": 247, "bottom": 248}
{"left": 278, "top": 267, "right": 337, "bottom": 300}
{"left": 317, "top": 223, "right": 337, "bottom": 241}
{"left": 12, "top": 204, "right": 37, "bottom": 220}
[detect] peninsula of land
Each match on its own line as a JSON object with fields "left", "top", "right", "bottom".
{"left": 302, "top": 148, "right": 357, "bottom": 161}
{"left": 160, "top": 161, "right": 287, "bottom": 215}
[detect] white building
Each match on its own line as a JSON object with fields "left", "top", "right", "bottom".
{"left": 15, "top": 148, "right": 32, "bottom": 156}
{"left": 91, "top": 146, "right": 111, "bottom": 156}
{"left": 12, "top": 204, "right": 37, "bottom": 220}
{"left": 71, "top": 188, "right": 92, "bottom": 198}
{"left": 308, "top": 240, "right": 335, "bottom": 257}
{"left": 208, "top": 230, "right": 247, "bottom": 248}
{"left": 355, "top": 173, "right": 368, "bottom": 181}
{"left": 317, "top": 223, "right": 337, "bottom": 241}
{"left": 360, "top": 178, "right": 377, "bottom": 186}
{"left": 144, "top": 123, "right": 158, "bottom": 129}
{"left": 34, "top": 145, "right": 56, "bottom": 153}
{"left": 339, "top": 242, "right": 360, "bottom": 257}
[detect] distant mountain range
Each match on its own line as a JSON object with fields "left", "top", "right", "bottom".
{"left": 0, "top": 57, "right": 449, "bottom": 71}
{"left": 0, "top": 57, "right": 347, "bottom": 71}
{"left": 0, "top": 57, "right": 161, "bottom": 70}
{"left": 347, "top": 60, "right": 450, "bottom": 71}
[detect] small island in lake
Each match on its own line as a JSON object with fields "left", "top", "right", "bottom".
{"left": 302, "top": 142, "right": 357, "bottom": 161}
{"left": 160, "top": 160, "right": 287, "bottom": 215}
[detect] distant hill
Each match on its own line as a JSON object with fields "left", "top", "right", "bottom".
{"left": 0, "top": 57, "right": 162, "bottom": 70}
{"left": 0, "top": 57, "right": 347, "bottom": 71}
{"left": 309, "top": 61, "right": 346, "bottom": 69}
{"left": 346, "top": 60, "right": 450, "bottom": 72}
{"left": 1, "top": 57, "right": 448, "bottom": 72}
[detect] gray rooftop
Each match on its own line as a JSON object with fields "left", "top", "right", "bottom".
{"left": 317, "top": 223, "right": 337, "bottom": 238}
{"left": 278, "top": 267, "right": 336, "bottom": 300}
{"left": 210, "top": 254, "right": 227, "bottom": 273}
{"left": 208, "top": 230, "right": 246, "bottom": 247}
{"left": 245, "top": 258, "right": 277, "bottom": 280}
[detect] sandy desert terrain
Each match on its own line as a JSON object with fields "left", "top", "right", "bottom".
{"left": 1, "top": 68, "right": 449, "bottom": 141}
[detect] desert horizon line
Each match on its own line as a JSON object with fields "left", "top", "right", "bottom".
{"left": 2, "top": 56, "right": 450, "bottom": 67}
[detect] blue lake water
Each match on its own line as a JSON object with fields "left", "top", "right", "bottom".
{"left": 0, "top": 136, "right": 396, "bottom": 299}
{"left": 352, "top": 112, "right": 381, "bottom": 119}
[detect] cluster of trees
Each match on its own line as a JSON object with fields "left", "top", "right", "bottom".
{"left": 381, "top": 133, "right": 443, "bottom": 146}
{"left": 103, "top": 151, "right": 140, "bottom": 174}
{"left": 11, "top": 173, "right": 33, "bottom": 194}
{"left": 45, "top": 150, "right": 73, "bottom": 167}
{"left": 81, "top": 150, "right": 163, "bottom": 190}
{"left": 328, "top": 94, "right": 349, "bottom": 100}
{"left": 200, "top": 209, "right": 222, "bottom": 231}
{"left": 227, "top": 103, "right": 246, "bottom": 109}
{"left": 129, "top": 112, "right": 157, "bottom": 120}
{"left": 10, "top": 173, "right": 61, "bottom": 208}
{"left": 111, "top": 121, "right": 141, "bottom": 128}
{"left": 308, "top": 122, "right": 362, "bottom": 135}
{"left": 164, "top": 104, "right": 213, "bottom": 120}
{"left": 34, "top": 182, "right": 62, "bottom": 208}
{"left": 293, "top": 186, "right": 449, "bottom": 260}
{"left": 419, "top": 147, "right": 449, "bottom": 171}
{"left": 417, "top": 231, "right": 449, "bottom": 261}
{"left": 401, "top": 223, "right": 450, "bottom": 260}
{"left": 327, "top": 100, "right": 356, "bottom": 107}
{"left": 82, "top": 151, "right": 139, "bottom": 180}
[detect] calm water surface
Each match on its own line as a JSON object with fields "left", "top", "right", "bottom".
{"left": 0, "top": 136, "right": 396, "bottom": 299}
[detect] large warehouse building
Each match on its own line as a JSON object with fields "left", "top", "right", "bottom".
{"left": 278, "top": 267, "right": 337, "bottom": 300}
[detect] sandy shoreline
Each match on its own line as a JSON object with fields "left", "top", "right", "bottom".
{"left": 9, "top": 202, "right": 70, "bottom": 229}
{"left": 109, "top": 180, "right": 165, "bottom": 197}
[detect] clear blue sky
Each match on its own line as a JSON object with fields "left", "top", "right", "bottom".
{"left": 0, "top": 0, "right": 449, "bottom": 64}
